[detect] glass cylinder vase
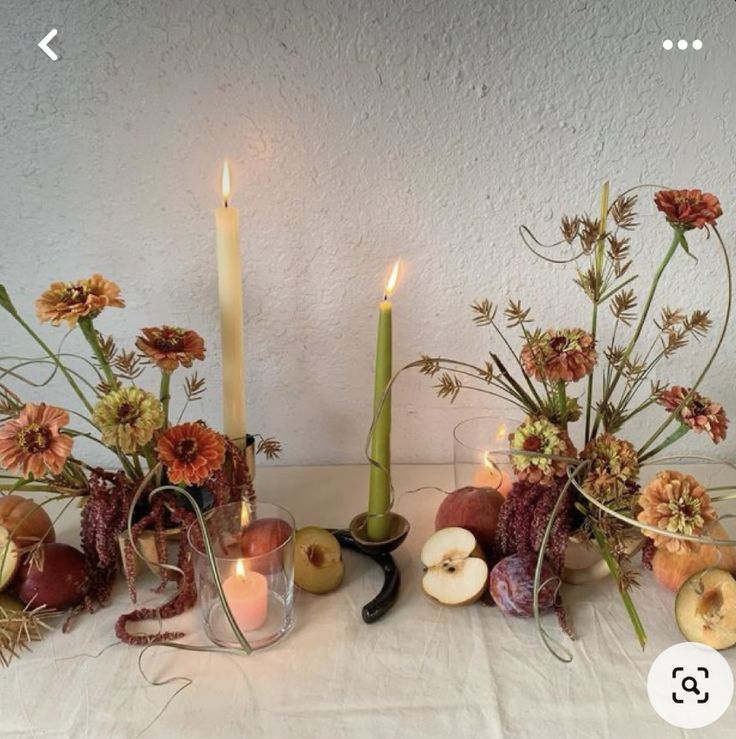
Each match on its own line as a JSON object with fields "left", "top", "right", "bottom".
{"left": 187, "top": 501, "right": 295, "bottom": 650}
{"left": 453, "top": 415, "right": 521, "bottom": 495}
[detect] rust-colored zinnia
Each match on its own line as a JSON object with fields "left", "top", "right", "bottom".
{"left": 35, "top": 274, "right": 124, "bottom": 327}
{"left": 157, "top": 422, "right": 226, "bottom": 486}
{"left": 136, "top": 326, "right": 206, "bottom": 372}
{"left": 0, "top": 403, "right": 73, "bottom": 478}
{"left": 637, "top": 470, "right": 717, "bottom": 554}
{"left": 654, "top": 189, "right": 722, "bottom": 230}
{"left": 658, "top": 386, "right": 728, "bottom": 444}
{"left": 521, "top": 328, "right": 597, "bottom": 384}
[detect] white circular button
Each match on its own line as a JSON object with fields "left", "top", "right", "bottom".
{"left": 663, "top": 39, "right": 674, "bottom": 50}
{"left": 678, "top": 39, "right": 689, "bottom": 50}
{"left": 647, "top": 642, "right": 734, "bottom": 729}
{"left": 692, "top": 39, "right": 703, "bottom": 50}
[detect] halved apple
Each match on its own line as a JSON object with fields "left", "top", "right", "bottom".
{"left": 294, "top": 527, "right": 345, "bottom": 594}
{"left": 0, "top": 525, "right": 20, "bottom": 592}
{"left": 675, "top": 567, "right": 736, "bottom": 650}
{"left": 421, "top": 527, "right": 488, "bottom": 605}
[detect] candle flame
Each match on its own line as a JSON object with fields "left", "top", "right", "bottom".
{"left": 221, "top": 161, "right": 232, "bottom": 205}
{"left": 482, "top": 451, "right": 503, "bottom": 488}
{"left": 236, "top": 559, "right": 246, "bottom": 578}
{"left": 496, "top": 423, "right": 507, "bottom": 442}
{"left": 384, "top": 260, "right": 401, "bottom": 299}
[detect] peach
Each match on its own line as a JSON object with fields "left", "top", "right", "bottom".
{"left": 0, "top": 495, "right": 55, "bottom": 546}
{"left": 435, "top": 486, "right": 503, "bottom": 555}
{"left": 652, "top": 523, "right": 736, "bottom": 592}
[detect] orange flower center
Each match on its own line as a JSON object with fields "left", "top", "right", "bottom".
{"left": 116, "top": 402, "right": 140, "bottom": 425}
{"left": 175, "top": 437, "right": 199, "bottom": 462}
{"left": 17, "top": 423, "right": 52, "bottom": 454}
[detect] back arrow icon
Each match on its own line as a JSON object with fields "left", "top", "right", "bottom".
{"left": 38, "top": 29, "right": 59, "bottom": 61}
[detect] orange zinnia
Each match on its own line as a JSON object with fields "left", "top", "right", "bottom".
{"left": 654, "top": 189, "right": 722, "bottom": 230}
{"left": 136, "top": 326, "right": 206, "bottom": 372}
{"left": 157, "top": 422, "right": 225, "bottom": 486}
{"left": 0, "top": 403, "right": 73, "bottom": 478}
{"left": 36, "top": 274, "right": 124, "bottom": 327}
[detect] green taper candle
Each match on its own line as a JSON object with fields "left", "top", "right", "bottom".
{"left": 367, "top": 261, "right": 400, "bottom": 541}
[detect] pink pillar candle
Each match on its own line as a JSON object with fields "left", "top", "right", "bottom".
{"left": 472, "top": 463, "right": 513, "bottom": 497}
{"left": 222, "top": 561, "right": 269, "bottom": 631}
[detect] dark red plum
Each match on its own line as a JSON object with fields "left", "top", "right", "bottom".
{"left": 489, "top": 553, "right": 558, "bottom": 617}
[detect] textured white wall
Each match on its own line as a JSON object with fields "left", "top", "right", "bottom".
{"left": 1, "top": 0, "right": 735, "bottom": 466}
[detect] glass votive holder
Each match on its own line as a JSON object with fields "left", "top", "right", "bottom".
{"left": 453, "top": 415, "right": 520, "bottom": 495}
{"left": 187, "top": 500, "right": 295, "bottom": 650}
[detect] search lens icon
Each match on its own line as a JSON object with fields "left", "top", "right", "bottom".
{"left": 682, "top": 676, "right": 701, "bottom": 695}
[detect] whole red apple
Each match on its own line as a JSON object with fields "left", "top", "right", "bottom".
{"left": 240, "top": 518, "right": 293, "bottom": 557}
{"left": 434, "top": 486, "right": 503, "bottom": 555}
{"left": 15, "top": 543, "right": 89, "bottom": 610}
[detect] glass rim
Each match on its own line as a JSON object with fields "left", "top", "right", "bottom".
{"left": 186, "top": 500, "right": 295, "bottom": 561}
{"left": 452, "top": 413, "right": 524, "bottom": 452}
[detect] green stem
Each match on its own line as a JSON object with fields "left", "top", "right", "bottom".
{"left": 78, "top": 318, "right": 116, "bottom": 389}
{"left": 557, "top": 381, "right": 568, "bottom": 426}
{"left": 160, "top": 371, "right": 171, "bottom": 428}
{"left": 584, "top": 305, "right": 597, "bottom": 443}
{"left": 592, "top": 228, "right": 682, "bottom": 438}
{"left": 5, "top": 312, "right": 93, "bottom": 413}
{"left": 592, "top": 527, "right": 646, "bottom": 649}
{"left": 639, "top": 424, "right": 689, "bottom": 463}
{"left": 491, "top": 353, "right": 538, "bottom": 412}
{"left": 638, "top": 226, "right": 732, "bottom": 456}
{"left": 585, "top": 182, "right": 609, "bottom": 442}
{"left": 488, "top": 319, "right": 544, "bottom": 406}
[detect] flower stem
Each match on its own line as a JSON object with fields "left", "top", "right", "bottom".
{"left": 160, "top": 372, "right": 171, "bottom": 428}
{"left": 639, "top": 424, "right": 690, "bottom": 462}
{"left": 592, "top": 526, "right": 647, "bottom": 649}
{"left": 638, "top": 227, "right": 732, "bottom": 456}
{"left": 7, "top": 312, "right": 94, "bottom": 414}
{"left": 585, "top": 181, "right": 609, "bottom": 443}
{"left": 557, "top": 381, "right": 568, "bottom": 425}
{"left": 78, "top": 318, "right": 116, "bottom": 389}
{"left": 591, "top": 228, "right": 683, "bottom": 438}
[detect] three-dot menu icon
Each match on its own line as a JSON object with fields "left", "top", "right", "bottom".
{"left": 663, "top": 39, "right": 703, "bottom": 50}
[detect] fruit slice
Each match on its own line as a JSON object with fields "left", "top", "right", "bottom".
{"left": 676, "top": 567, "right": 736, "bottom": 650}
{"left": 421, "top": 527, "right": 488, "bottom": 605}
{"left": 0, "top": 525, "right": 20, "bottom": 592}
{"left": 294, "top": 527, "right": 345, "bottom": 594}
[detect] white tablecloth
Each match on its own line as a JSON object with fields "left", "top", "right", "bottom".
{"left": 1, "top": 465, "right": 734, "bottom": 738}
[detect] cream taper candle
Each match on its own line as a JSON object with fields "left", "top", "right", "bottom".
{"left": 216, "top": 161, "right": 247, "bottom": 447}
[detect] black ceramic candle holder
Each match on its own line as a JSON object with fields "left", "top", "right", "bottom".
{"left": 329, "top": 511, "right": 410, "bottom": 624}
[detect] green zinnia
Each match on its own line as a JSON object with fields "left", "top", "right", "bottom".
{"left": 93, "top": 386, "right": 164, "bottom": 453}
